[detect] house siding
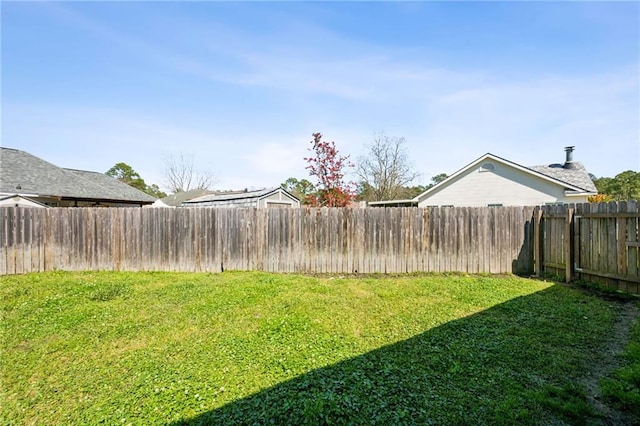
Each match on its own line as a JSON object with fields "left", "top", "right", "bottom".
{"left": 189, "top": 198, "right": 258, "bottom": 208}
{"left": 417, "top": 162, "right": 589, "bottom": 207}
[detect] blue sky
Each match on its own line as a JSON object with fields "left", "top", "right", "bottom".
{"left": 2, "top": 1, "right": 639, "bottom": 192}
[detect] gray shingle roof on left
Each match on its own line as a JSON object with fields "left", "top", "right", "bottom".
{"left": 0, "top": 147, "right": 156, "bottom": 203}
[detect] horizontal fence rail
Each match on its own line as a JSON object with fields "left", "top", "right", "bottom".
{"left": 0, "top": 206, "right": 534, "bottom": 276}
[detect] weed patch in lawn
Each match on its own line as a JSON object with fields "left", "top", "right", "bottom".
{"left": 86, "top": 283, "right": 130, "bottom": 302}
{"left": 0, "top": 271, "right": 630, "bottom": 424}
{"left": 601, "top": 315, "right": 640, "bottom": 416}
{"left": 532, "top": 384, "right": 601, "bottom": 424}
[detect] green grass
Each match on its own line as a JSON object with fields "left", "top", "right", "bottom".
{"left": 602, "top": 316, "right": 640, "bottom": 416}
{"left": 0, "top": 271, "right": 628, "bottom": 424}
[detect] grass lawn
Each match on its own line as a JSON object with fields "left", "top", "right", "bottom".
{"left": 1, "top": 271, "right": 637, "bottom": 425}
{"left": 602, "top": 316, "right": 640, "bottom": 417}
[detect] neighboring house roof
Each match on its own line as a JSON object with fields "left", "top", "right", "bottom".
{"left": 0, "top": 194, "right": 49, "bottom": 208}
{"left": 64, "top": 168, "right": 158, "bottom": 202}
{"left": 0, "top": 147, "right": 156, "bottom": 203}
{"left": 184, "top": 187, "right": 299, "bottom": 205}
{"left": 412, "top": 151, "right": 596, "bottom": 206}
{"left": 145, "top": 199, "right": 173, "bottom": 208}
{"left": 160, "top": 188, "right": 215, "bottom": 207}
{"left": 528, "top": 163, "right": 597, "bottom": 193}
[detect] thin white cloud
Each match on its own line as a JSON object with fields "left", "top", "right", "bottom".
{"left": 415, "top": 66, "right": 639, "bottom": 178}
{"left": 4, "top": 2, "right": 638, "bottom": 190}
{"left": 5, "top": 60, "right": 636, "bottom": 189}
{"left": 1, "top": 104, "right": 227, "bottom": 190}
{"left": 36, "top": 2, "right": 480, "bottom": 103}
{"left": 247, "top": 142, "right": 306, "bottom": 175}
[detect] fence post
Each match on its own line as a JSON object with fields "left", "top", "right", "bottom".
{"left": 565, "top": 207, "right": 574, "bottom": 283}
{"left": 534, "top": 208, "right": 543, "bottom": 277}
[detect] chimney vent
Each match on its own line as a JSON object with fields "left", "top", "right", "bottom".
{"left": 564, "top": 146, "right": 576, "bottom": 169}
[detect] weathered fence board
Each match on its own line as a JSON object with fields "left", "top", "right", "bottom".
{"left": 0, "top": 206, "right": 536, "bottom": 277}
{"left": 537, "top": 201, "right": 640, "bottom": 292}
{"left": 2, "top": 202, "right": 637, "bottom": 292}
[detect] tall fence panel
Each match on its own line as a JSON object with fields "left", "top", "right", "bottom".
{"left": 574, "top": 201, "right": 639, "bottom": 293}
{"left": 3, "top": 203, "right": 638, "bottom": 293}
{"left": 538, "top": 204, "right": 573, "bottom": 281}
{"left": 535, "top": 201, "right": 640, "bottom": 293}
{"left": 0, "top": 206, "right": 535, "bottom": 276}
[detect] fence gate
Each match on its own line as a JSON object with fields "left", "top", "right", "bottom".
{"left": 535, "top": 201, "right": 640, "bottom": 294}
{"left": 534, "top": 204, "right": 573, "bottom": 283}
{"left": 574, "top": 201, "right": 639, "bottom": 293}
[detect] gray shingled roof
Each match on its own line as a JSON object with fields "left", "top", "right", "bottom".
{"left": 528, "top": 162, "right": 597, "bottom": 193}
{"left": 0, "top": 147, "right": 156, "bottom": 203}
{"left": 65, "top": 168, "right": 157, "bottom": 202}
{"left": 160, "top": 188, "right": 216, "bottom": 207}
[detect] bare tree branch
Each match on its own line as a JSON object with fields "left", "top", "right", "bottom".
{"left": 163, "top": 153, "right": 217, "bottom": 193}
{"left": 356, "top": 132, "right": 420, "bottom": 201}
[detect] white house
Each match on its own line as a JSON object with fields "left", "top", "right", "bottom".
{"left": 370, "top": 147, "right": 597, "bottom": 207}
{"left": 182, "top": 187, "right": 300, "bottom": 208}
{"left": 0, "top": 194, "right": 49, "bottom": 208}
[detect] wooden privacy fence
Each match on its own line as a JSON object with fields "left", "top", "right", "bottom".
{"left": 535, "top": 201, "right": 639, "bottom": 293}
{"left": 0, "top": 206, "right": 534, "bottom": 276}
{"left": 2, "top": 202, "right": 638, "bottom": 292}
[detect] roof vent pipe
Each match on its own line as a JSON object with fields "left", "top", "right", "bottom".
{"left": 564, "top": 146, "right": 576, "bottom": 169}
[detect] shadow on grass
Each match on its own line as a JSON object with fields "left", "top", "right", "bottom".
{"left": 173, "top": 285, "right": 609, "bottom": 425}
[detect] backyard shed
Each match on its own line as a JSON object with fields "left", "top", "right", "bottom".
{"left": 160, "top": 189, "right": 215, "bottom": 207}
{"left": 183, "top": 187, "right": 300, "bottom": 208}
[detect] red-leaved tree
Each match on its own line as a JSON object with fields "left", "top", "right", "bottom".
{"left": 304, "top": 132, "right": 355, "bottom": 207}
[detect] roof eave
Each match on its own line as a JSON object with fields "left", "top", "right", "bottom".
{"left": 564, "top": 191, "right": 597, "bottom": 197}
{"left": 57, "top": 195, "right": 154, "bottom": 204}
{"left": 368, "top": 199, "right": 416, "bottom": 206}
